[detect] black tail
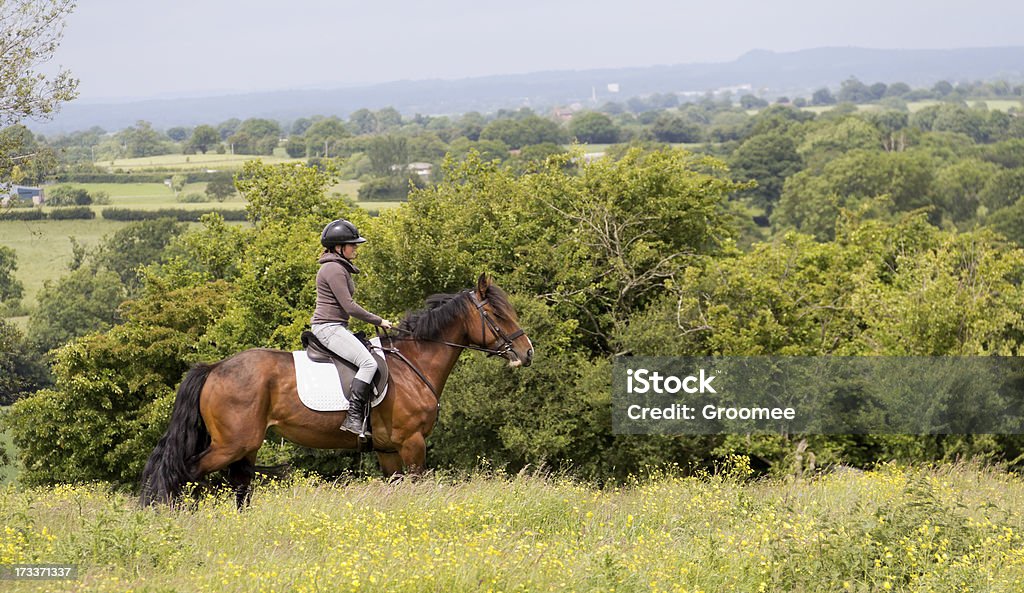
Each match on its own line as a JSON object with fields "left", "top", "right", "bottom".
{"left": 140, "top": 362, "right": 217, "bottom": 506}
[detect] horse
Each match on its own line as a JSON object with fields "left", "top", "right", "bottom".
{"left": 140, "top": 275, "right": 533, "bottom": 507}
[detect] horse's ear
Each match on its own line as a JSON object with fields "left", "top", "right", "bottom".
{"left": 476, "top": 273, "right": 490, "bottom": 298}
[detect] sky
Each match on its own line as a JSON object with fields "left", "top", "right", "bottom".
{"left": 49, "top": 0, "right": 1024, "bottom": 102}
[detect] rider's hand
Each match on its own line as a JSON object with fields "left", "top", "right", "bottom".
{"left": 380, "top": 319, "right": 393, "bottom": 330}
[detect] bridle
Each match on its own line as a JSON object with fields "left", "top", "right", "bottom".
{"left": 376, "top": 290, "right": 527, "bottom": 402}
{"left": 388, "top": 291, "right": 525, "bottom": 359}
{"left": 465, "top": 290, "right": 526, "bottom": 359}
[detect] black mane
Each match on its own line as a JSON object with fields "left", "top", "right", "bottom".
{"left": 399, "top": 284, "right": 514, "bottom": 340}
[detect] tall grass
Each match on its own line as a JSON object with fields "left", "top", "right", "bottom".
{"left": 0, "top": 463, "right": 1021, "bottom": 592}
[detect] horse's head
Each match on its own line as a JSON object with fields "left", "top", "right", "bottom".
{"left": 465, "top": 275, "right": 533, "bottom": 367}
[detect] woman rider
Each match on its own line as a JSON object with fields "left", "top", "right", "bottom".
{"left": 311, "top": 219, "right": 393, "bottom": 435}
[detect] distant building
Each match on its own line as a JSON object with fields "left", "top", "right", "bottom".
{"left": 553, "top": 109, "right": 573, "bottom": 122}
{"left": 390, "top": 162, "right": 434, "bottom": 180}
{"left": 407, "top": 162, "right": 433, "bottom": 179}
{"left": 1, "top": 184, "right": 45, "bottom": 207}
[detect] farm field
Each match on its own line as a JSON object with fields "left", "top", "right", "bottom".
{"left": 0, "top": 177, "right": 379, "bottom": 316}
{"left": 50, "top": 182, "right": 247, "bottom": 210}
{"left": 101, "top": 153, "right": 304, "bottom": 172}
{"left": 0, "top": 218, "right": 133, "bottom": 314}
{"left": 799, "top": 99, "right": 1023, "bottom": 115}
{"left": 0, "top": 464, "right": 1021, "bottom": 592}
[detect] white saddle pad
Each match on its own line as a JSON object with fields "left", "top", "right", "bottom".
{"left": 292, "top": 338, "right": 388, "bottom": 412}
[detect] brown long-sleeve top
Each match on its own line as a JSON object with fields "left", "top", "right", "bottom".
{"left": 310, "top": 253, "right": 383, "bottom": 326}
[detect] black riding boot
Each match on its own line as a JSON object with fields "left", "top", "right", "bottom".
{"left": 341, "top": 378, "right": 372, "bottom": 435}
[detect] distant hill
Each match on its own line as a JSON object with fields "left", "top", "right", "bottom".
{"left": 32, "top": 46, "right": 1024, "bottom": 134}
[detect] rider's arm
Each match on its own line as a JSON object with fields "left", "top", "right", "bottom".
{"left": 323, "top": 265, "right": 384, "bottom": 326}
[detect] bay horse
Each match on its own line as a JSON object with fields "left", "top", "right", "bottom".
{"left": 140, "top": 275, "right": 533, "bottom": 507}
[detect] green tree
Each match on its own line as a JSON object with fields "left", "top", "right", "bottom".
{"left": 776, "top": 149, "right": 936, "bottom": 240}
{"left": 229, "top": 118, "right": 281, "bottom": 155}
{"left": 0, "top": 320, "right": 48, "bottom": 404}
{"left": 27, "top": 267, "right": 124, "bottom": 353}
{"left": 375, "top": 107, "right": 403, "bottom": 131}
{"left": 651, "top": 113, "right": 702, "bottom": 143}
{"left": 205, "top": 171, "right": 236, "bottom": 202}
{"left": 0, "top": 125, "right": 57, "bottom": 186}
{"left": 980, "top": 169, "right": 1024, "bottom": 212}
{"left": 97, "top": 218, "right": 187, "bottom": 293}
{"left": 0, "top": 0, "right": 78, "bottom": 127}
{"left": 797, "top": 116, "right": 882, "bottom": 167}
{"left": 480, "top": 115, "right": 566, "bottom": 149}
{"left": 811, "top": 88, "right": 836, "bottom": 106}
{"left": 121, "top": 120, "right": 170, "bottom": 157}
{"left": 304, "top": 117, "right": 350, "bottom": 157}
{"left": 0, "top": 246, "right": 24, "bottom": 313}
{"left": 568, "top": 112, "right": 620, "bottom": 144}
{"left": 987, "top": 198, "right": 1024, "bottom": 246}
{"left": 366, "top": 135, "right": 409, "bottom": 176}
{"left": 739, "top": 94, "right": 769, "bottom": 109}
{"left": 217, "top": 118, "right": 241, "bottom": 140}
{"left": 166, "top": 126, "right": 190, "bottom": 142}
{"left": 837, "top": 78, "right": 873, "bottom": 103}
{"left": 349, "top": 109, "right": 377, "bottom": 135}
{"left": 934, "top": 158, "right": 1000, "bottom": 224}
{"left": 729, "top": 130, "right": 803, "bottom": 212}
{"left": 186, "top": 124, "right": 220, "bottom": 154}
{"left": 456, "top": 112, "right": 486, "bottom": 140}
{"left": 46, "top": 184, "right": 91, "bottom": 205}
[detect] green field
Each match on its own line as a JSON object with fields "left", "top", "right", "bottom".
{"left": 0, "top": 176, "right": 381, "bottom": 317}
{"left": 0, "top": 464, "right": 1020, "bottom": 592}
{"left": 0, "top": 218, "right": 133, "bottom": 314}
{"left": 102, "top": 153, "right": 304, "bottom": 172}
{"left": 799, "top": 99, "right": 1023, "bottom": 115}
{"left": 52, "top": 182, "right": 250, "bottom": 211}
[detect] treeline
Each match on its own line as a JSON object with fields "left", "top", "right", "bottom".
{"left": 3, "top": 153, "right": 1024, "bottom": 487}
{"left": 13, "top": 77, "right": 1018, "bottom": 205}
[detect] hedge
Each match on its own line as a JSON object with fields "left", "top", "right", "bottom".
{"left": 0, "top": 208, "right": 46, "bottom": 221}
{"left": 100, "top": 208, "right": 248, "bottom": 222}
{"left": 53, "top": 172, "right": 222, "bottom": 184}
{"left": 46, "top": 206, "right": 96, "bottom": 220}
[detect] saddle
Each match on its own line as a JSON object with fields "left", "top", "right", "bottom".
{"left": 300, "top": 330, "right": 390, "bottom": 399}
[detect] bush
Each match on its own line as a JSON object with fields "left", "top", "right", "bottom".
{"left": 177, "top": 192, "right": 209, "bottom": 203}
{"left": 46, "top": 185, "right": 92, "bottom": 206}
{"left": 357, "top": 175, "right": 424, "bottom": 201}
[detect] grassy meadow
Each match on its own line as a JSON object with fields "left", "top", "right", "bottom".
{"left": 0, "top": 218, "right": 132, "bottom": 324}
{"left": 102, "top": 153, "right": 304, "bottom": 172}
{"left": 0, "top": 175, "right": 376, "bottom": 319}
{"left": 0, "top": 463, "right": 1021, "bottom": 592}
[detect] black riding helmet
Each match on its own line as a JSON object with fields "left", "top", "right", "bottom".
{"left": 320, "top": 219, "right": 367, "bottom": 248}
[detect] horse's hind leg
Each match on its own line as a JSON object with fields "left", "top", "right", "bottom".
{"left": 227, "top": 454, "right": 257, "bottom": 509}
{"left": 377, "top": 451, "right": 404, "bottom": 478}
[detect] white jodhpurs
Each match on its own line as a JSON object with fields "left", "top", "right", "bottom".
{"left": 311, "top": 323, "right": 377, "bottom": 383}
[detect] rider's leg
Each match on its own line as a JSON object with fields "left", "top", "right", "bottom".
{"left": 310, "top": 323, "right": 377, "bottom": 434}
